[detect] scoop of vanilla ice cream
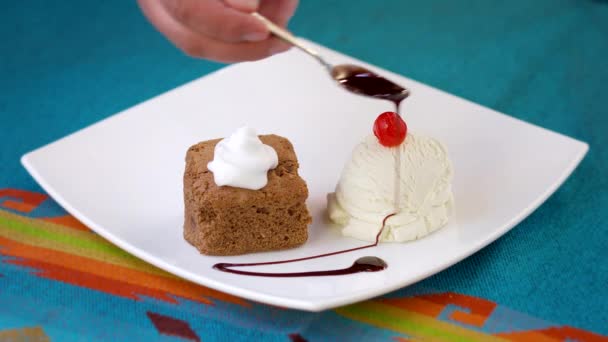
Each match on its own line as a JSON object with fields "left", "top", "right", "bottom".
{"left": 327, "top": 133, "right": 454, "bottom": 242}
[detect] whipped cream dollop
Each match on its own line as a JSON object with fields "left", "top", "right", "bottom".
{"left": 207, "top": 126, "right": 278, "bottom": 190}
{"left": 327, "top": 133, "right": 454, "bottom": 242}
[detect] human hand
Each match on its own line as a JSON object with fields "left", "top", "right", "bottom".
{"left": 137, "top": 0, "right": 298, "bottom": 63}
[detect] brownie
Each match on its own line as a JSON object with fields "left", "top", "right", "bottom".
{"left": 183, "top": 134, "right": 311, "bottom": 256}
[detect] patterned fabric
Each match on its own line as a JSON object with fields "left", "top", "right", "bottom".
{"left": 0, "top": 189, "right": 606, "bottom": 341}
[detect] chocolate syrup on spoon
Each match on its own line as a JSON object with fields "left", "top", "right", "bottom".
{"left": 332, "top": 64, "right": 410, "bottom": 111}
{"left": 212, "top": 67, "right": 410, "bottom": 277}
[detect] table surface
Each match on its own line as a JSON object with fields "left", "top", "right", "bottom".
{"left": 1, "top": 0, "right": 607, "bottom": 340}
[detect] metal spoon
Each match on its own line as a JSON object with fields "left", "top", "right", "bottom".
{"left": 252, "top": 12, "right": 410, "bottom": 104}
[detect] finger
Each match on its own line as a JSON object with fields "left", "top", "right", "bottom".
{"left": 189, "top": 36, "right": 290, "bottom": 62}
{"left": 258, "top": 0, "right": 298, "bottom": 27}
{"left": 255, "top": 0, "right": 299, "bottom": 55}
{"left": 160, "top": 0, "right": 269, "bottom": 43}
{"left": 223, "top": 0, "right": 259, "bottom": 13}
{"left": 138, "top": 0, "right": 287, "bottom": 62}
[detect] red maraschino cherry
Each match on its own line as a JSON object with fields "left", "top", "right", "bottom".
{"left": 373, "top": 111, "right": 407, "bottom": 147}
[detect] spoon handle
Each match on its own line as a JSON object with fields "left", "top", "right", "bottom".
{"left": 251, "top": 12, "right": 332, "bottom": 71}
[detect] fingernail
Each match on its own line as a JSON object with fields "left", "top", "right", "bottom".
{"left": 225, "top": 0, "right": 259, "bottom": 11}
{"left": 243, "top": 31, "right": 267, "bottom": 42}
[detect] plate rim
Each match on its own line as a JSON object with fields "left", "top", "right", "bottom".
{"left": 21, "top": 140, "right": 588, "bottom": 311}
{"left": 19, "top": 42, "right": 590, "bottom": 311}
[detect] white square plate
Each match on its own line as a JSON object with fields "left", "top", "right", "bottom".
{"left": 22, "top": 41, "right": 588, "bottom": 311}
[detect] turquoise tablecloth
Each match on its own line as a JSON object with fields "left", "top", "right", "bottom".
{"left": 1, "top": 0, "right": 607, "bottom": 340}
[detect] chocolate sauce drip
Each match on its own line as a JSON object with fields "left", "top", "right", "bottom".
{"left": 212, "top": 67, "right": 410, "bottom": 278}
{"left": 212, "top": 214, "right": 394, "bottom": 277}
{"left": 333, "top": 65, "right": 409, "bottom": 214}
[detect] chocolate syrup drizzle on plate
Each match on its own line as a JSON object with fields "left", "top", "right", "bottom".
{"left": 213, "top": 214, "right": 394, "bottom": 277}
{"left": 213, "top": 67, "right": 409, "bottom": 277}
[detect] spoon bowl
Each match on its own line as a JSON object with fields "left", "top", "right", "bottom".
{"left": 331, "top": 64, "right": 410, "bottom": 103}
{"left": 252, "top": 13, "right": 410, "bottom": 105}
